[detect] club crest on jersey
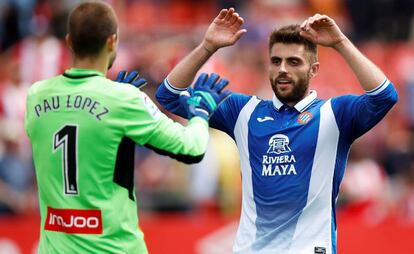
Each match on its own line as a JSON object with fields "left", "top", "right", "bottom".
{"left": 267, "top": 134, "right": 291, "bottom": 154}
{"left": 262, "top": 134, "right": 297, "bottom": 176}
{"left": 297, "top": 111, "right": 313, "bottom": 125}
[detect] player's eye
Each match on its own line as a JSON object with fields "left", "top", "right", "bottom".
{"left": 289, "top": 59, "right": 300, "bottom": 65}
{"left": 271, "top": 58, "right": 281, "bottom": 65}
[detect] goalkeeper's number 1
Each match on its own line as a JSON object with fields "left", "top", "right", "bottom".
{"left": 53, "top": 124, "right": 79, "bottom": 195}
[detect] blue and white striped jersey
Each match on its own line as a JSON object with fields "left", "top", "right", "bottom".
{"left": 156, "top": 79, "right": 398, "bottom": 254}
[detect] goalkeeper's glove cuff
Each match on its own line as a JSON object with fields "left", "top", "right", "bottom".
{"left": 179, "top": 91, "right": 212, "bottom": 121}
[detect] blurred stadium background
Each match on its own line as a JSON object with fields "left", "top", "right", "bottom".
{"left": 0, "top": 0, "right": 414, "bottom": 253}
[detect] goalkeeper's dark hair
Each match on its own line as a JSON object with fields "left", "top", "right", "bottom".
{"left": 269, "top": 25, "right": 317, "bottom": 63}
{"left": 67, "top": 1, "right": 118, "bottom": 58}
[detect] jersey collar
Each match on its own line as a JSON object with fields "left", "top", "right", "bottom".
{"left": 272, "top": 90, "right": 317, "bottom": 112}
{"left": 63, "top": 68, "right": 104, "bottom": 79}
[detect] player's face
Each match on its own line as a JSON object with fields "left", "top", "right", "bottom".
{"left": 269, "top": 43, "right": 317, "bottom": 104}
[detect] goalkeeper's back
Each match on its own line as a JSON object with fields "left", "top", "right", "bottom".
{"left": 24, "top": 2, "right": 211, "bottom": 252}
{"left": 25, "top": 68, "right": 209, "bottom": 254}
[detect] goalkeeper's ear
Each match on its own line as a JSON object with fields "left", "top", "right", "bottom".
{"left": 65, "top": 34, "right": 73, "bottom": 52}
{"left": 107, "top": 33, "right": 118, "bottom": 52}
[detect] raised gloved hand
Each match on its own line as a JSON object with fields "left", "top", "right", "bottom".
{"left": 115, "top": 70, "right": 147, "bottom": 89}
{"left": 179, "top": 73, "right": 232, "bottom": 121}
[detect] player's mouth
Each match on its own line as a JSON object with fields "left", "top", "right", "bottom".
{"left": 275, "top": 79, "right": 293, "bottom": 89}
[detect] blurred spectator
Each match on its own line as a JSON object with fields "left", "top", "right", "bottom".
{"left": 0, "top": 0, "right": 36, "bottom": 51}
{"left": 0, "top": 119, "right": 34, "bottom": 215}
{"left": 340, "top": 142, "right": 390, "bottom": 224}
{"left": 383, "top": 128, "right": 413, "bottom": 177}
{"left": 395, "top": 157, "right": 414, "bottom": 224}
{"left": 189, "top": 129, "right": 241, "bottom": 215}
{"left": 10, "top": 6, "right": 69, "bottom": 85}
{"left": 136, "top": 148, "right": 193, "bottom": 212}
{"left": 1, "top": 57, "right": 28, "bottom": 121}
{"left": 345, "top": 0, "right": 414, "bottom": 42}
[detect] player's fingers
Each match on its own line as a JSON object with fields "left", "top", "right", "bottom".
{"left": 115, "top": 71, "right": 127, "bottom": 82}
{"left": 125, "top": 71, "right": 139, "bottom": 83}
{"left": 310, "top": 14, "right": 323, "bottom": 25}
{"left": 132, "top": 78, "right": 147, "bottom": 89}
{"left": 224, "top": 7, "right": 235, "bottom": 21}
{"left": 217, "top": 9, "right": 227, "bottom": 20}
{"left": 300, "top": 19, "right": 307, "bottom": 30}
{"left": 213, "top": 79, "right": 229, "bottom": 93}
{"left": 194, "top": 73, "right": 209, "bottom": 89}
{"left": 320, "top": 15, "right": 333, "bottom": 25}
{"left": 300, "top": 18, "right": 311, "bottom": 31}
{"left": 299, "top": 30, "right": 316, "bottom": 42}
{"left": 308, "top": 16, "right": 317, "bottom": 26}
{"left": 204, "top": 73, "right": 220, "bottom": 88}
{"left": 314, "top": 13, "right": 323, "bottom": 19}
{"left": 313, "top": 14, "right": 328, "bottom": 25}
{"left": 232, "top": 29, "right": 247, "bottom": 43}
{"left": 233, "top": 16, "right": 245, "bottom": 28}
{"left": 229, "top": 12, "right": 239, "bottom": 25}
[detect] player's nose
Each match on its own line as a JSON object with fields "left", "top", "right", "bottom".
{"left": 279, "top": 62, "right": 288, "bottom": 74}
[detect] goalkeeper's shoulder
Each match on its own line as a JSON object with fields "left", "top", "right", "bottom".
{"left": 103, "top": 77, "right": 148, "bottom": 101}
{"left": 27, "top": 76, "right": 62, "bottom": 97}
{"left": 109, "top": 80, "right": 162, "bottom": 118}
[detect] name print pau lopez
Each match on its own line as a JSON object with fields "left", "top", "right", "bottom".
{"left": 33, "top": 95, "right": 109, "bottom": 120}
{"left": 262, "top": 134, "right": 297, "bottom": 176}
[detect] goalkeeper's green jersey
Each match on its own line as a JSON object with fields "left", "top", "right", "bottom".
{"left": 24, "top": 68, "right": 209, "bottom": 254}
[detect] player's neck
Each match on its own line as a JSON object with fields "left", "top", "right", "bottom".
{"left": 280, "top": 90, "right": 311, "bottom": 108}
{"left": 72, "top": 55, "right": 108, "bottom": 76}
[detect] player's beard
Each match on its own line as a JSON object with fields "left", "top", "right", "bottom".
{"left": 270, "top": 71, "right": 310, "bottom": 104}
{"left": 107, "top": 52, "right": 117, "bottom": 70}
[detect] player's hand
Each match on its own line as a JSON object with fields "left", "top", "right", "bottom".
{"left": 115, "top": 70, "right": 147, "bottom": 89}
{"left": 179, "top": 73, "right": 232, "bottom": 120}
{"left": 300, "top": 14, "right": 347, "bottom": 49}
{"left": 202, "top": 8, "right": 247, "bottom": 53}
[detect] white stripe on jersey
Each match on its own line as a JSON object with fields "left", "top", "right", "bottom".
{"left": 163, "top": 78, "right": 187, "bottom": 94}
{"left": 366, "top": 79, "right": 390, "bottom": 96}
{"left": 233, "top": 96, "right": 261, "bottom": 254}
{"left": 289, "top": 100, "right": 339, "bottom": 254}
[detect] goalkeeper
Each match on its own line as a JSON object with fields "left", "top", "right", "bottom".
{"left": 24, "top": 1, "right": 229, "bottom": 254}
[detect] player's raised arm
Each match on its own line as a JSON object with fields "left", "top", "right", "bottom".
{"left": 299, "top": 14, "right": 386, "bottom": 91}
{"left": 167, "top": 8, "right": 246, "bottom": 89}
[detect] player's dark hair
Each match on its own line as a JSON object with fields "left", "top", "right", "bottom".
{"left": 67, "top": 1, "right": 118, "bottom": 58}
{"left": 269, "top": 25, "right": 317, "bottom": 63}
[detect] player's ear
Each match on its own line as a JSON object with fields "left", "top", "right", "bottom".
{"left": 65, "top": 34, "right": 73, "bottom": 51}
{"left": 309, "top": 61, "right": 319, "bottom": 78}
{"left": 107, "top": 33, "right": 118, "bottom": 52}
